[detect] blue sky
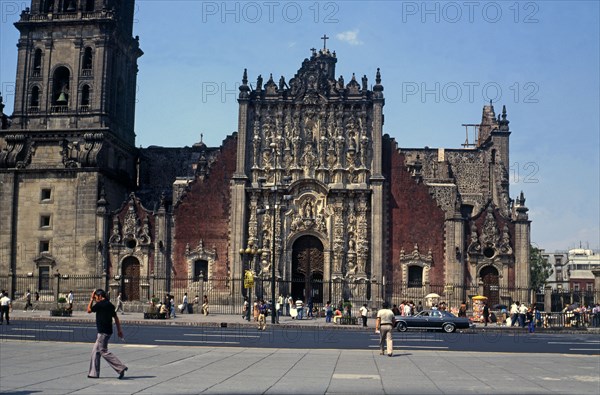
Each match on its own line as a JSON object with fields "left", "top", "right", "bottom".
{"left": 1, "top": 1, "right": 598, "bottom": 252}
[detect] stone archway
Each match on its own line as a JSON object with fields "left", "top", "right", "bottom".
{"left": 122, "top": 256, "right": 140, "bottom": 301}
{"left": 291, "top": 235, "right": 324, "bottom": 302}
{"left": 481, "top": 265, "right": 499, "bottom": 305}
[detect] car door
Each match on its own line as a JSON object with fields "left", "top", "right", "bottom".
{"left": 428, "top": 310, "right": 443, "bottom": 329}
{"left": 411, "top": 311, "right": 429, "bottom": 328}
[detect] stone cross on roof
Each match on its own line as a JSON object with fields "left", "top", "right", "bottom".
{"left": 321, "top": 34, "right": 329, "bottom": 51}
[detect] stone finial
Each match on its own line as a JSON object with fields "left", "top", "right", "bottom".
{"left": 239, "top": 69, "right": 250, "bottom": 98}
{"left": 376, "top": 68, "right": 381, "bottom": 85}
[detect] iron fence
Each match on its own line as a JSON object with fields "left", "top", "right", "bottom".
{"left": 2, "top": 274, "right": 599, "bottom": 316}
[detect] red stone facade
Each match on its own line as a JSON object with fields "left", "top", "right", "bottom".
{"left": 172, "top": 136, "right": 238, "bottom": 277}
{"left": 382, "top": 136, "right": 446, "bottom": 285}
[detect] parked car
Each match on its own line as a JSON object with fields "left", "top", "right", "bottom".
{"left": 394, "top": 309, "right": 474, "bottom": 333}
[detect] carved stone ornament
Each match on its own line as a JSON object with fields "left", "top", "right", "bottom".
{"left": 399, "top": 243, "right": 433, "bottom": 284}
{"left": 185, "top": 240, "right": 217, "bottom": 280}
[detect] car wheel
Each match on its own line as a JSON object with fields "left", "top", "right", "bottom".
{"left": 397, "top": 322, "right": 407, "bottom": 332}
{"left": 442, "top": 323, "right": 455, "bottom": 333}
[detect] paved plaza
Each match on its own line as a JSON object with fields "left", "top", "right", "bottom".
{"left": 1, "top": 310, "right": 599, "bottom": 394}
{"left": 1, "top": 340, "right": 599, "bottom": 395}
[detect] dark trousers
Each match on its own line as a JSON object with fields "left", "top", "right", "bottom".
{"left": 0, "top": 306, "right": 9, "bottom": 323}
{"left": 362, "top": 315, "right": 368, "bottom": 327}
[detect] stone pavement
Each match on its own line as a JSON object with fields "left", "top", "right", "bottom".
{"left": 2, "top": 310, "right": 600, "bottom": 394}
{"left": 1, "top": 339, "right": 599, "bottom": 394}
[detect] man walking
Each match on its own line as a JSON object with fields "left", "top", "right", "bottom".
{"left": 375, "top": 302, "right": 395, "bottom": 357}
{"left": 295, "top": 298, "right": 304, "bottom": 320}
{"left": 360, "top": 303, "right": 369, "bottom": 327}
{"left": 0, "top": 291, "right": 11, "bottom": 325}
{"left": 24, "top": 289, "right": 33, "bottom": 311}
{"left": 86, "top": 289, "right": 128, "bottom": 379}
{"left": 67, "top": 290, "right": 74, "bottom": 311}
{"left": 181, "top": 293, "right": 188, "bottom": 314}
{"left": 115, "top": 292, "right": 124, "bottom": 314}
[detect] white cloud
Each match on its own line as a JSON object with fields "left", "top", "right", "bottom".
{"left": 336, "top": 30, "right": 363, "bottom": 46}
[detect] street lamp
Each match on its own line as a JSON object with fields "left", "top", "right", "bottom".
{"left": 239, "top": 240, "right": 261, "bottom": 321}
{"left": 257, "top": 141, "right": 292, "bottom": 324}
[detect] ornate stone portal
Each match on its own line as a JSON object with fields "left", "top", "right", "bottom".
{"left": 231, "top": 46, "right": 385, "bottom": 303}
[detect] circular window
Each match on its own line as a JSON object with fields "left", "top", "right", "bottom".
{"left": 126, "top": 239, "right": 137, "bottom": 249}
{"left": 483, "top": 247, "right": 495, "bottom": 259}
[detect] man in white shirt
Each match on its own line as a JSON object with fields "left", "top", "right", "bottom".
{"left": 181, "top": 293, "right": 188, "bottom": 314}
{"left": 518, "top": 303, "right": 528, "bottom": 327}
{"left": 67, "top": 290, "right": 74, "bottom": 311}
{"left": 295, "top": 298, "right": 304, "bottom": 320}
{"left": 0, "top": 291, "right": 12, "bottom": 325}
{"left": 509, "top": 302, "right": 519, "bottom": 326}
{"left": 359, "top": 304, "right": 369, "bottom": 327}
{"left": 376, "top": 302, "right": 395, "bottom": 357}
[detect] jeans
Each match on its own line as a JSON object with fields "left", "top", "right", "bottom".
{"left": 297, "top": 307, "right": 304, "bottom": 320}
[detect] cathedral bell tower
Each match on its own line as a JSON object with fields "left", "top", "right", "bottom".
{"left": 0, "top": 0, "right": 142, "bottom": 279}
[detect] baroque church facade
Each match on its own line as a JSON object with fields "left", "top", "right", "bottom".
{"left": 0, "top": 0, "right": 531, "bottom": 307}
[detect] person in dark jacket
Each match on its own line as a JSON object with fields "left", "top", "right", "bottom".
{"left": 482, "top": 302, "right": 490, "bottom": 327}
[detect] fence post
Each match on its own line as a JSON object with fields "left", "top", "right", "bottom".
{"left": 544, "top": 286, "right": 552, "bottom": 312}
{"left": 592, "top": 270, "right": 600, "bottom": 304}
{"left": 53, "top": 272, "right": 61, "bottom": 303}
{"left": 7, "top": 271, "right": 15, "bottom": 299}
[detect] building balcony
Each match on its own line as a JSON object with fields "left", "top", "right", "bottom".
{"left": 50, "top": 105, "right": 69, "bottom": 113}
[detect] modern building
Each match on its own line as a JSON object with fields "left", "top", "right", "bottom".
{"left": 541, "top": 250, "right": 569, "bottom": 291}
{"left": 566, "top": 249, "right": 600, "bottom": 292}
{"left": 0, "top": 0, "right": 531, "bottom": 307}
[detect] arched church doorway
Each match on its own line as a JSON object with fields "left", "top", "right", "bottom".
{"left": 291, "top": 235, "right": 324, "bottom": 303}
{"left": 122, "top": 256, "right": 140, "bottom": 301}
{"left": 481, "top": 266, "right": 499, "bottom": 306}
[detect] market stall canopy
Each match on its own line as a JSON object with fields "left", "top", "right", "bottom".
{"left": 425, "top": 293, "right": 441, "bottom": 299}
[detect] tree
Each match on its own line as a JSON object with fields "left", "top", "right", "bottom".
{"left": 530, "top": 245, "right": 553, "bottom": 291}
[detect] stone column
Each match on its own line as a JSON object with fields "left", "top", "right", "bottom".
{"left": 544, "top": 286, "right": 552, "bottom": 312}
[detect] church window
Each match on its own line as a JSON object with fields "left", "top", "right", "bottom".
{"left": 62, "top": 0, "right": 76, "bottom": 12}
{"left": 40, "top": 215, "right": 51, "bottom": 228}
{"left": 39, "top": 267, "right": 50, "bottom": 291}
{"left": 40, "top": 188, "right": 52, "bottom": 201}
{"left": 33, "top": 49, "right": 42, "bottom": 76}
{"left": 42, "top": 0, "right": 54, "bottom": 13}
{"left": 85, "top": 0, "right": 95, "bottom": 12}
{"left": 407, "top": 266, "right": 423, "bottom": 288}
{"left": 52, "top": 66, "right": 70, "bottom": 107}
{"left": 460, "top": 204, "right": 473, "bottom": 219}
{"left": 81, "top": 85, "right": 90, "bottom": 108}
{"left": 30, "top": 86, "right": 40, "bottom": 109}
{"left": 39, "top": 240, "right": 50, "bottom": 254}
{"left": 194, "top": 260, "right": 208, "bottom": 281}
{"left": 82, "top": 47, "right": 93, "bottom": 75}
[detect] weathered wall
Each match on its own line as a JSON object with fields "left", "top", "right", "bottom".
{"left": 172, "top": 136, "right": 237, "bottom": 277}
{"left": 382, "top": 136, "right": 446, "bottom": 285}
